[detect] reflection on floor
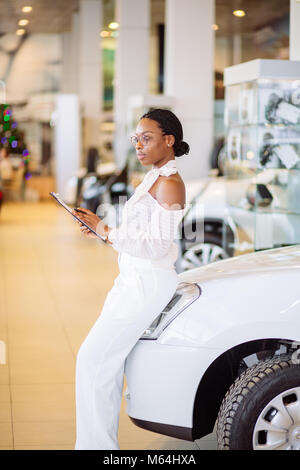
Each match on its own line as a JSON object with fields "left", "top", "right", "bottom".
{"left": 0, "top": 201, "right": 217, "bottom": 450}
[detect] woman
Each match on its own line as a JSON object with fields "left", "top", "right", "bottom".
{"left": 73, "top": 108, "right": 189, "bottom": 450}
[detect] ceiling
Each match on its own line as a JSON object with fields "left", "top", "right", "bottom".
{"left": 0, "top": 0, "right": 290, "bottom": 35}
{"left": 215, "top": 0, "right": 290, "bottom": 36}
{"left": 0, "top": 0, "right": 79, "bottom": 34}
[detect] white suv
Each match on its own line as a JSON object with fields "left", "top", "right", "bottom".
{"left": 125, "top": 244, "right": 300, "bottom": 450}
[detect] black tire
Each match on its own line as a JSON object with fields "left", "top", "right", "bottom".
{"left": 210, "top": 137, "right": 225, "bottom": 176}
{"left": 216, "top": 355, "right": 300, "bottom": 450}
{"left": 182, "top": 222, "right": 223, "bottom": 251}
{"left": 184, "top": 232, "right": 223, "bottom": 253}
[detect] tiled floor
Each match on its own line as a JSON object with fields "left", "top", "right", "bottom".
{"left": 0, "top": 201, "right": 217, "bottom": 450}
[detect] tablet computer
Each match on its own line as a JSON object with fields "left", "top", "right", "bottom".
{"left": 49, "top": 192, "right": 107, "bottom": 242}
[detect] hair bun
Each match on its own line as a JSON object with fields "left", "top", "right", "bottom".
{"left": 175, "top": 140, "right": 190, "bottom": 157}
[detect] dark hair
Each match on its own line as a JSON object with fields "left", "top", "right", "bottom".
{"left": 141, "top": 108, "right": 190, "bottom": 157}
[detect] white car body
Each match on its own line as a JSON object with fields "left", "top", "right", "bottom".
{"left": 125, "top": 245, "right": 300, "bottom": 441}
{"left": 184, "top": 176, "right": 227, "bottom": 222}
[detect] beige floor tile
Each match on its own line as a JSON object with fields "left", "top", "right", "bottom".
{"left": 0, "top": 423, "right": 13, "bottom": 446}
{"left": 0, "top": 386, "right": 10, "bottom": 403}
{"left": 12, "top": 401, "right": 75, "bottom": 423}
{"left": 144, "top": 440, "right": 199, "bottom": 450}
{"left": 8, "top": 344, "right": 73, "bottom": 361}
{"left": 0, "top": 366, "right": 9, "bottom": 385}
{"left": 10, "top": 349, "right": 75, "bottom": 384}
{"left": 0, "top": 325, "right": 7, "bottom": 339}
{"left": 10, "top": 364, "right": 75, "bottom": 385}
{"left": 0, "top": 403, "right": 11, "bottom": 422}
{"left": 121, "top": 439, "right": 199, "bottom": 450}
{"left": 13, "top": 421, "right": 75, "bottom": 446}
{"left": 11, "top": 384, "right": 75, "bottom": 403}
{"left": 0, "top": 446, "right": 14, "bottom": 450}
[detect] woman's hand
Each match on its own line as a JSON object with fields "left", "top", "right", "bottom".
{"left": 72, "top": 208, "right": 107, "bottom": 239}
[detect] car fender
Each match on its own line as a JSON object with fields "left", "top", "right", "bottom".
{"left": 158, "top": 269, "right": 300, "bottom": 350}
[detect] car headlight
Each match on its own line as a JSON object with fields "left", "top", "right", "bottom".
{"left": 141, "top": 282, "right": 201, "bottom": 340}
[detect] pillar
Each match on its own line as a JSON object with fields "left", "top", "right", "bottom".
{"left": 78, "top": 0, "right": 102, "bottom": 161}
{"left": 55, "top": 94, "right": 81, "bottom": 200}
{"left": 232, "top": 34, "right": 242, "bottom": 65}
{"left": 61, "top": 12, "right": 80, "bottom": 95}
{"left": 290, "top": 0, "right": 300, "bottom": 60}
{"left": 114, "top": 0, "right": 150, "bottom": 169}
{"left": 165, "top": 0, "right": 215, "bottom": 180}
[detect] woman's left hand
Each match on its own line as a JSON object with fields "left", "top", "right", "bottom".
{"left": 72, "top": 208, "right": 106, "bottom": 237}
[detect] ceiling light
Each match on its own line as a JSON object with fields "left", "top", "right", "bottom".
{"left": 233, "top": 9, "right": 246, "bottom": 17}
{"left": 100, "top": 30, "right": 110, "bottom": 38}
{"left": 212, "top": 24, "right": 219, "bottom": 31}
{"left": 16, "top": 29, "right": 26, "bottom": 36}
{"left": 18, "top": 19, "right": 29, "bottom": 26}
{"left": 22, "top": 6, "right": 32, "bottom": 13}
{"left": 108, "top": 22, "right": 119, "bottom": 30}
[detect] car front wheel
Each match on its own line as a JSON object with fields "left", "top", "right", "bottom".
{"left": 216, "top": 355, "right": 300, "bottom": 450}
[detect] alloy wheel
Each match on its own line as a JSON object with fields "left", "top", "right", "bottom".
{"left": 181, "top": 242, "right": 229, "bottom": 270}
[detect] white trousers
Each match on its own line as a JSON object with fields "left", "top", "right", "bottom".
{"left": 74, "top": 252, "right": 178, "bottom": 450}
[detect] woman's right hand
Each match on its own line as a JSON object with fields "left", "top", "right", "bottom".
{"left": 72, "top": 211, "right": 98, "bottom": 239}
{"left": 79, "top": 222, "right": 98, "bottom": 238}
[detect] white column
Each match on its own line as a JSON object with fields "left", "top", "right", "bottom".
{"left": 55, "top": 94, "right": 81, "bottom": 200}
{"left": 61, "top": 12, "right": 80, "bottom": 95}
{"left": 114, "top": 0, "right": 150, "bottom": 169}
{"left": 79, "top": 0, "right": 102, "bottom": 158}
{"left": 232, "top": 34, "right": 242, "bottom": 65}
{"left": 165, "top": 0, "right": 215, "bottom": 180}
{"left": 290, "top": 0, "right": 300, "bottom": 60}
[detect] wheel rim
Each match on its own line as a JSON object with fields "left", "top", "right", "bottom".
{"left": 253, "top": 387, "right": 300, "bottom": 450}
{"left": 181, "top": 242, "right": 229, "bottom": 270}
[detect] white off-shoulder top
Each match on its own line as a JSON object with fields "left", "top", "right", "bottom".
{"left": 108, "top": 159, "right": 185, "bottom": 270}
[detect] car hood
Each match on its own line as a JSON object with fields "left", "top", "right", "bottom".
{"left": 178, "top": 245, "right": 300, "bottom": 284}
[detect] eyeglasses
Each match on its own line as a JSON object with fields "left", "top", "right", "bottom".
{"left": 130, "top": 132, "right": 164, "bottom": 147}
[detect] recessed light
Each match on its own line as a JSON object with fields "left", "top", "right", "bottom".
{"left": 233, "top": 9, "right": 246, "bottom": 17}
{"left": 18, "top": 19, "right": 29, "bottom": 26}
{"left": 108, "top": 21, "right": 119, "bottom": 30}
{"left": 100, "top": 30, "right": 110, "bottom": 38}
{"left": 16, "top": 29, "right": 26, "bottom": 36}
{"left": 212, "top": 24, "right": 219, "bottom": 31}
{"left": 22, "top": 6, "right": 32, "bottom": 13}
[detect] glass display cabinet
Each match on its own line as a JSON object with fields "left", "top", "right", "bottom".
{"left": 223, "top": 59, "right": 300, "bottom": 256}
